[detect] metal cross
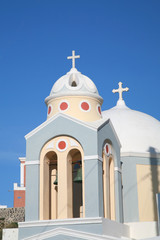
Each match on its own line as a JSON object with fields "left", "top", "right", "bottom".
{"left": 67, "top": 50, "right": 80, "bottom": 68}
{"left": 112, "top": 82, "right": 129, "bottom": 100}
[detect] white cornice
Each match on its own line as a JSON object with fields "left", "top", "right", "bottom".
{"left": 84, "top": 155, "right": 103, "bottom": 162}
{"left": 19, "top": 217, "right": 103, "bottom": 228}
{"left": 13, "top": 183, "right": 26, "bottom": 191}
{"left": 19, "top": 157, "right": 26, "bottom": 162}
{"left": 114, "top": 167, "right": 122, "bottom": 174}
{"left": 121, "top": 152, "right": 160, "bottom": 159}
{"left": 25, "top": 160, "right": 40, "bottom": 165}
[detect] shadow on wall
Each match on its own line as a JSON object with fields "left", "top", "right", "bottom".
{"left": 149, "top": 147, "right": 159, "bottom": 222}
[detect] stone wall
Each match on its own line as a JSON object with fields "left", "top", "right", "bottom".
{"left": 0, "top": 207, "right": 25, "bottom": 226}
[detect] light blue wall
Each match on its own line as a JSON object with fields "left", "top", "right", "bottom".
{"left": 25, "top": 116, "right": 97, "bottom": 221}
{"left": 84, "top": 158, "right": 103, "bottom": 217}
{"left": 18, "top": 222, "right": 102, "bottom": 240}
{"left": 26, "top": 116, "right": 98, "bottom": 161}
{"left": 25, "top": 115, "right": 122, "bottom": 222}
{"left": 122, "top": 156, "right": 160, "bottom": 222}
{"left": 25, "top": 164, "right": 39, "bottom": 221}
{"left": 98, "top": 121, "right": 123, "bottom": 223}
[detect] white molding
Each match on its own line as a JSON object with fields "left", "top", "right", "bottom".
{"left": 13, "top": 183, "right": 26, "bottom": 191}
{"left": 84, "top": 155, "right": 103, "bottom": 162}
{"left": 22, "top": 227, "right": 121, "bottom": 240}
{"left": 25, "top": 160, "right": 40, "bottom": 165}
{"left": 19, "top": 157, "right": 26, "bottom": 162}
{"left": 19, "top": 217, "right": 103, "bottom": 228}
{"left": 20, "top": 163, "right": 25, "bottom": 186}
{"left": 114, "top": 167, "right": 122, "bottom": 174}
{"left": 121, "top": 151, "right": 160, "bottom": 159}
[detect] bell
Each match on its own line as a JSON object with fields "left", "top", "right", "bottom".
{"left": 74, "top": 167, "right": 82, "bottom": 183}
{"left": 53, "top": 173, "right": 58, "bottom": 185}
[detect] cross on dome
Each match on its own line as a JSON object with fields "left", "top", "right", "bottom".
{"left": 67, "top": 50, "right": 80, "bottom": 68}
{"left": 112, "top": 82, "right": 129, "bottom": 101}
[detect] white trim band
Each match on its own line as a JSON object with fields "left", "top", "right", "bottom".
{"left": 19, "top": 217, "right": 103, "bottom": 228}
{"left": 114, "top": 167, "right": 122, "bottom": 174}
{"left": 14, "top": 183, "right": 26, "bottom": 191}
{"left": 84, "top": 155, "right": 103, "bottom": 162}
{"left": 25, "top": 160, "right": 40, "bottom": 165}
{"left": 121, "top": 151, "right": 160, "bottom": 158}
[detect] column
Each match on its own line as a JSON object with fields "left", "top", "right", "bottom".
{"left": 84, "top": 156, "right": 103, "bottom": 218}
{"left": 58, "top": 152, "right": 73, "bottom": 219}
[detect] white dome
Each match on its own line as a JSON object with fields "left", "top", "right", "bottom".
{"left": 45, "top": 68, "right": 103, "bottom": 104}
{"left": 102, "top": 100, "right": 160, "bottom": 154}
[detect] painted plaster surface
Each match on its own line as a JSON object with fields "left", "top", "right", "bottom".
{"left": 122, "top": 156, "right": 160, "bottom": 222}
{"left": 26, "top": 115, "right": 98, "bottom": 161}
{"left": 84, "top": 159, "right": 103, "bottom": 218}
{"left": 25, "top": 164, "right": 39, "bottom": 221}
{"left": 136, "top": 164, "right": 160, "bottom": 221}
{"left": 46, "top": 96, "right": 102, "bottom": 122}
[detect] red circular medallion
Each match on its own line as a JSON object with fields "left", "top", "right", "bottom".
{"left": 60, "top": 102, "right": 68, "bottom": 111}
{"left": 48, "top": 106, "right": 52, "bottom": 115}
{"left": 81, "top": 102, "right": 89, "bottom": 111}
{"left": 106, "top": 144, "right": 109, "bottom": 154}
{"left": 58, "top": 141, "right": 66, "bottom": 150}
{"left": 98, "top": 106, "right": 101, "bottom": 115}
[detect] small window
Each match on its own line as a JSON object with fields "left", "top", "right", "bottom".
{"left": 71, "top": 81, "right": 77, "bottom": 87}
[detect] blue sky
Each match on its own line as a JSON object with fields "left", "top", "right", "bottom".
{"left": 0, "top": 0, "right": 160, "bottom": 207}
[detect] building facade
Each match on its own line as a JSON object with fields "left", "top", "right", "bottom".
{"left": 17, "top": 51, "right": 160, "bottom": 240}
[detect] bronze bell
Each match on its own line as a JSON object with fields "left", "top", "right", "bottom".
{"left": 74, "top": 167, "right": 82, "bottom": 183}
{"left": 53, "top": 173, "right": 58, "bottom": 185}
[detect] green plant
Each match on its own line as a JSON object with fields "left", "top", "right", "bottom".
{"left": 6, "top": 222, "right": 18, "bottom": 228}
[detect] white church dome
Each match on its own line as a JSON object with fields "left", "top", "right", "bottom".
{"left": 45, "top": 67, "right": 103, "bottom": 104}
{"left": 102, "top": 100, "right": 160, "bottom": 154}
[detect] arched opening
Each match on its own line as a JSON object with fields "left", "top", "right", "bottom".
{"left": 103, "top": 143, "right": 115, "bottom": 220}
{"left": 43, "top": 151, "right": 58, "bottom": 220}
{"left": 67, "top": 149, "right": 83, "bottom": 218}
{"left": 109, "top": 156, "right": 115, "bottom": 220}
{"left": 40, "top": 136, "right": 84, "bottom": 220}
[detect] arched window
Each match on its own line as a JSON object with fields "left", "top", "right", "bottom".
{"left": 67, "top": 149, "right": 83, "bottom": 218}
{"left": 103, "top": 143, "right": 115, "bottom": 220}
{"left": 40, "top": 136, "right": 84, "bottom": 220}
{"left": 43, "top": 151, "right": 58, "bottom": 220}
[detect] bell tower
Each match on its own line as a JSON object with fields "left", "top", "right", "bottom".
{"left": 45, "top": 51, "right": 103, "bottom": 122}
{"left": 22, "top": 52, "right": 123, "bottom": 240}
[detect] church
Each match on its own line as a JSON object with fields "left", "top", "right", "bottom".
{"left": 14, "top": 51, "right": 160, "bottom": 239}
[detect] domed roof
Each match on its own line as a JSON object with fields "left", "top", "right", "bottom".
{"left": 45, "top": 67, "right": 103, "bottom": 104}
{"left": 102, "top": 100, "right": 160, "bottom": 154}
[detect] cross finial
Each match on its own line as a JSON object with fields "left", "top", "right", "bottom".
{"left": 67, "top": 50, "right": 80, "bottom": 68}
{"left": 112, "top": 82, "right": 129, "bottom": 101}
